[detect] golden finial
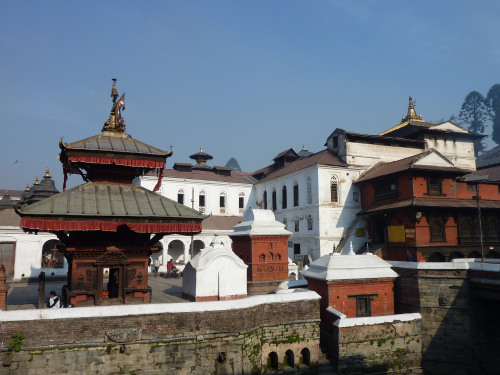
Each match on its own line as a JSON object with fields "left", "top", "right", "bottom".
{"left": 25, "top": 184, "right": 30, "bottom": 191}
{"left": 302, "top": 145, "right": 306, "bottom": 150}
{"left": 34, "top": 176, "right": 40, "bottom": 185}
{"left": 4, "top": 190, "right": 8, "bottom": 196}
{"left": 111, "top": 78, "right": 118, "bottom": 103}
{"left": 45, "top": 167, "right": 50, "bottom": 178}
{"left": 200, "top": 147, "right": 203, "bottom": 153}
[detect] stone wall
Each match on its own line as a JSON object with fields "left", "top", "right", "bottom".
{"left": 0, "top": 293, "right": 320, "bottom": 374}
{"left": 391, "top": 261, "right": 500, "bottom": 375}
{"left": 326, "top": 308, "right": 422, "bottom": 374}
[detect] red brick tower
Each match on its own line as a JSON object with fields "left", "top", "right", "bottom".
{"left": 230, "top": 209, "right": 291, "bottom": 295}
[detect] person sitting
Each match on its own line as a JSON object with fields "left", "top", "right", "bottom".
{"left": 47, "top": 291, "right": 61, "bottom": 309}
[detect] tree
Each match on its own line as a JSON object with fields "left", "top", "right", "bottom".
{"left": 458, "top": 91, "right": 489, "bottom": 155}
{"left": 225, "top": 157, "right": 242, "bottom": 172}
{"left": 485, "top": 84, "right": 500, "bottom": 146}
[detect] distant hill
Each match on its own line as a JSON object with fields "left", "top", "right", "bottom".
{"left": 225, "top": 157, "right": 242, "bottom": 172}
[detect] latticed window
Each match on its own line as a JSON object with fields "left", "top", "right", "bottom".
{"left": 293, "top": 183, "right": 299, "bottom": 207}
{"left": 199, "top": 191, "right": 206, "bottom": 213}
{"left": 306, "top": 177, "right": 312, "bottom": 204}
{"left": 219, "top": 192, "right": 226, "bottom": 214}
{"left": 306, "top": 215, "right": 313, "bottom": 231}
{"left": 330, "top": 176, "right": 338, "bottom": 203}
{"left": 429, "top": 217, "right": 446, "bottom": 242}
{"left": 427, "top": 177, "right": 442, "bottom": 196}
{"left": 282, "top": 186, "right": 287, "bottom": 209}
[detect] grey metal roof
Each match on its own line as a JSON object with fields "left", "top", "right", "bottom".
{"left": 477, "top": 146, "right": 500, "bottom": 168}
{"left": 17, "top": 182, "right": 205, "bottom": 220}
{"left": 64, "top": 133, "right": 167, "bottom": 156}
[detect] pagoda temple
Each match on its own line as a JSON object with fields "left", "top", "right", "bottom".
{"left": 16, "top": 80, "right": 205, "bottom": 306}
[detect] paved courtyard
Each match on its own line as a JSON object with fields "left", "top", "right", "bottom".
{"left": 5, "top": 273, "right": 186, "bottom": 310}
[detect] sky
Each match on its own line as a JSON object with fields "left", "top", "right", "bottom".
{"left": 1, "top": 1, "right": 500, "bottom": 191}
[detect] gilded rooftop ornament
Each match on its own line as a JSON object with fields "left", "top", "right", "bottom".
{"left": 102, "top": 78, "right": 126, "bottom": 134}
{"left": 45, "top": 167, "right": 50, "bottom": 178}
{"left": 34, "top": 176, "right": 39, "bottom": 186}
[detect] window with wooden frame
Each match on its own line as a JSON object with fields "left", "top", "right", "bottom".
{"left": 348, "top": 294, "right": 377, "bottom": 317}
{"left": 429, "top": 217, "right": 446, "bottom": 242}
{"left": 282, "top": 185, "right": 287, "bottom": 209}
{"left": 272, "top": 189, "right": 277, "bottom": 211}
{"left": 199, "top": 191, "right": 206, "bottom": 213}
{"left": 177, "top": 190, "right": 184, "bottom": 205}
{"left": 219, "top": 192, "right": 226, "bottom": 214}
{"left": 427, "top": 177, "right": 442, "bottom": 196}
{"left": 293, "top": 183, "right": 299, "bottom": 207}
{"left": 373, "top": 178, "right": 398, "bottom": 200}
{"left": 238, "top": 192, "right": 245, "bottom": 213}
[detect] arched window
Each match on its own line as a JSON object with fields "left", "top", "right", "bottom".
{"left": 199, "top": 191, "right": 206, "bottom": 213}
{"left": 238, "top": 192, "right": 245, "bottom": 213}
{"left": 177, "top": 189, "right": 184, "bottom": 205}
{"left": 306, "top": 214, "right": 313, "bottom": 231}
{"left": 263, "top": 191, "right": 268, "bottom": 209}
{"left": 285, "top": 350, "right": 295, "bottom": 368}
{"left": 268, "top": 352, "right": 279, "bottom": 370}
{"left": 300, "top": 348, "right": 311, "bottom": 366}
{"left": 282, "top": 185, "right": 287, "bottom": 209}
{"left": 293, "top": 182, "right": 299, "bottom": 207}
{"left": 41, "top": 240, "right": 65, "bottom": 269}
{"left": 306, "top": 177, "right": 312, "bottom": 204}
{"left": 272, "top": 189, "right": 277, "bottom": 211}
{"left": 259, "top": 253, "right": 266, "bottom": 262}
{"left": 330, "top": 176, "right": 338, "bottom": 203}
{"left": 219, "top": 191, "right": 226, "bottom": 214}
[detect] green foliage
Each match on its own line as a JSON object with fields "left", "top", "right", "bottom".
{"left": 458, "top": 90, "right": 490, "bottom": 155}
{"left": 485, "top": 84, "right": 500, "bottom": 146}
{"left": 8, "top": 333, "right": 25, "bottom": 352}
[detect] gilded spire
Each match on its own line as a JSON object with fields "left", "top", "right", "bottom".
{"left": 102, "top": 78, "right": 126, "bottom": 135}
{"left": 111, "top": 78, "right": 118, "bottom": 103}
{"left": 25, "top": 184, "right": 30, "bottom": 192}
{"left": 45, "top": 167, "right": 50, "bottom": 178}
{"left": 34, "top": 176, "right": 40, "bottom": 186}
{"left": 402, "top": 95, "right": 423, "bottom": 122}
{"left": 200, "top": 147, "right": 203, "bottom": 153}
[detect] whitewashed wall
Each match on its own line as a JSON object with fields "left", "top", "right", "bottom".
{"left": 0, "top": 226, "right": 67, "bottom": 280}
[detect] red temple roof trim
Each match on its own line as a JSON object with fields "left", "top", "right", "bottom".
{"left": 20, "top": 217, "right": 202, "bottom": 234}
{"left": 67, "top": 155, "right": 165, "bottom": 169}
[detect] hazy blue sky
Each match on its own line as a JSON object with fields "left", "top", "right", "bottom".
{"left": 1, "top": 1, "right": 500, "bottom": 190}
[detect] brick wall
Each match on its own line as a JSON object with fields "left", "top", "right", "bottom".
{"left": 0, "top": 297, "right": 320, "bottom": 374}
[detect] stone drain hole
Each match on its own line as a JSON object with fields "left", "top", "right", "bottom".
{"left": 217, "top": 352, "right": 227, "bottom": 363}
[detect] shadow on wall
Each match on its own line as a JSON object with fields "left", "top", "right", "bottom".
{"left": 401, "top": 267, "right": 500, "bottom": 374}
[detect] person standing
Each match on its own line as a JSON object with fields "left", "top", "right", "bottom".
{"left": 153, "top": 257, "right": 160, "bottom": 278}
{"left": 47, "top": 291, "right": 61, "bottom": 309}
